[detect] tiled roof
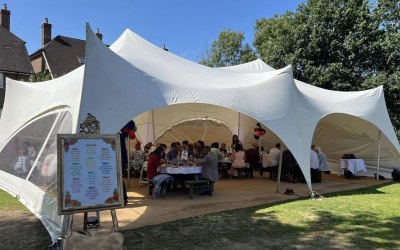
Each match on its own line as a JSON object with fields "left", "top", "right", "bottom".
{"left": 31, "top": 35, "right": 86, "bottom": 77}
{"left": 0, "top": 25, "right": 33, "bottom": 74}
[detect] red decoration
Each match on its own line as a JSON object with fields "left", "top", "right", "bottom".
{"left": 128, "top": 130, "right": 136, "bottom": 139}
{"left": 253, "top": 123, "right": 266, "bottom": 140}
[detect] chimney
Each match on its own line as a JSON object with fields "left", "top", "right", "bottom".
{"left": 42, "top": 17, "right": 52, "bottom": 46}
{"left": 95, "top": 28, "right": 103, "bottom": 41}
{"left": 0, "top": 4, "right": 10, "bottom": 31}
{"left": 163, "top": 44, "right": 168, "bottom": 51}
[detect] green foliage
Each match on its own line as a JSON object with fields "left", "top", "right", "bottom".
{"left": 29, "top": 71, "right": 53, "bottom": 82}
{"left": 255, "top": 0, "right": 379, "bottom": 90}
{"left": 199, "top": 29, "right": 257, "bottom": 67}
{"left": 200, "top": 0, "right": 399, "bottom": 136}
{"left": 253, "top": 0, "right": 400, "bottom": 137}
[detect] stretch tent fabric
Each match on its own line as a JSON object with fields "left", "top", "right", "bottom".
{"left": 0, "top": 24, "right": 399, "bottom": 241}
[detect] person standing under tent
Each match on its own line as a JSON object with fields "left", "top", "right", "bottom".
{"left": 310, "top": 145, "right": 321, "bottom": 182}
{"left": 196, "top": 146, "right": 219, "bottom": 181}
{"left": 245, "top": 142, "right": 260, "bottom": 178}
{"left": 195, "top": 146, "right": 219, "bottom": 194}
{"left": 231, "top": 134, "right": 242, "bottom": 149}
{"left": 310, "top": 146, "right": 319, "bottom": 170}
{"left": 267, "top": 143, "right": 281, "bottom": 179}
{"left": 130, "top": 141, "right": 145, "bottom": 177}
{"left": 119, "top": 120, "right": 136, "bottom": 205}
{"left": 119, "top": 132, "right": 129, "bottom": 205}
{"left": 314, "top": 146, "right": 331, "bottom": 174}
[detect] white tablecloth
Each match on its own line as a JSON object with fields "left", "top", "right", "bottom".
{"left": 339, "top": 159, "right": 367, "bottom": 175}
{"left": 159, "top": 166, "right": 202, "bottom": 174}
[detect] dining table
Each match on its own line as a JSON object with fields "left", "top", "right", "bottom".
{"left": 159, "top": 165, "right": 202, "bottom": 184}
{"left": 338, "top": 159, "right": 367, "bottom": 175}
{"left": 159, "top": 166, "right": 202, "bottom": 175}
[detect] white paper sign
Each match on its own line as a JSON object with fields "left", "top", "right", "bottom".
{"left": 58, "top": 134, "right": 123, "bottom": 214}
{"left": 181, "top": 150, "right": 188, "bottom": 160}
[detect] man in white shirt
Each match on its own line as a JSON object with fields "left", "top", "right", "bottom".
{"left": 267, "top": 143, "right": 281, "bottom": 178}
{"left": 310, "top": 145, "right": 322, "bottom": 182}
{"left": 310, "top": 148, "right": 319, "bottom": 169}
{"left": 268, "top": 143, "right": 281, "bottom": 167}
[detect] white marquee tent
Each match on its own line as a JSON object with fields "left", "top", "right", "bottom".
{"left": 0, "top": 24, "right": 399, "bottom": 241}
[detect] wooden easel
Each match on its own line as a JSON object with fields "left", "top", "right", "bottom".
{"left": 61, "top": 209, "right": 123, "bottom": 250}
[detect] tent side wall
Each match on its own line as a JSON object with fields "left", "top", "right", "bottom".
{"left": 0, "top": 109, "right": 74, "bottom": 241}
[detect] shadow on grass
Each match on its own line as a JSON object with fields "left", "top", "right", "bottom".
{"left": 322, "top": 181, "right": 395, "bottom": 198}
{"left": 0, "top": 210, "right": 51, "bottom": 249}
{"left": 122, "top": 182, "right": 400, "bottom": 249}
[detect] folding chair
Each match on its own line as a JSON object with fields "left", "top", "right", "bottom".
{"left": 138, "top": 161, "right": 149, "bottom": 186}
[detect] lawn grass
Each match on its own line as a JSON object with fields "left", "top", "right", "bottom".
{"left": 1, "top": 182, "right": 399, "bottom": 249}
{"left": 123, "top": 182, "right": 400, "bottom": 249}
{"left": 0, "top": 189, "right": 27, "bottom": 211}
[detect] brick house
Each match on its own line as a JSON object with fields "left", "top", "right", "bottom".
{"left": 0, "top": 4, "right": 33, "bottom": 111}
{"left": 30, "top": 18, "right": 103, "bottom": 78}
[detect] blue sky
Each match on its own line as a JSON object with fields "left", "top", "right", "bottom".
{"left": 6, "top": 0, "right": 305, "bottom": 62}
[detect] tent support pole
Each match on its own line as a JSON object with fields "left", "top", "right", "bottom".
{"left": 151, "top": 109, "right": 155, "bottom": 143}
{"left": 275, "top": 143, "right": 284, "bottom": 193}
{"left": 202, "top": 117, "right": 208, "bottom": 141}
{"left": 127, "top": 137, "right": 131, "bottom": 188}
{"left": 376, "top": 130, "right": 382, "bottom": 181}
{"left": 237, "top": 112, "right": 241, "bottom": 139}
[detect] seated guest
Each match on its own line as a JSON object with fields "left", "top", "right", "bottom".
{"left": 245, "top": 142, "right": 260, "bottom": 178}
{"left": 314, "top": 146, "right": 331, "bottom": 174}
{"left": 229, "top": 143, "right": 246, "bottom": 177}
{"left": 147, "top": 146, "right": 165, "bottom": 180}
{"left": 159, "top": 143, "right": 167, "bottom": 160}
{"left": 167, "top": 142, "right": 181, "bottom": 161}
{"left": 182, "top": 140, "right": 189, "bottom": 147}
{"left": 220, "top": 143, "right": 228, "bottom": 157}
{"left": 310, "top": 147, "right": 319, "bottom": 170}
{"left": 196, "top": 146, "right": 219, "bottom": 195}
{"left": 267, "top": 143, "right": 281, "bottom": 179}
{"left": 193, "top": 140, "right": 205, "bottom": 159}
{"left": 186, "top": 143, "right": 195, "bottom": 159}
{"left": 180, "top": 143, "right": 189, "bottom": 161}
{"left": 211, "top": 142, "right": 224, "bottom": 161}
{"left": 152, "top": 174, "right": 174, "bottom": 198}
{"left": 196, "top": 146, "right": 219, "bottom": 181}
{"left": 280, "top": 149, "right": 298, "bottom": 181}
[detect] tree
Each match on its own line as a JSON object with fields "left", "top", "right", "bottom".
{"left": 199, "top": 29, "right": 257, "bottom": 67}
{"left": 29, "top": 71, "right": 53, "bottom": 82}
{"left": 253, "top": 0, "right": 400, "bottom": 137}
{"left": 362, "top": 0, "right": 400, "bottom": 137}
{"left": 255, "top": 0, "right": 380, "bottom": 90}
{"left": 253, "top": 12, "right": 298, "bottom": 72}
